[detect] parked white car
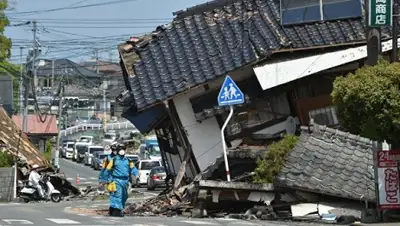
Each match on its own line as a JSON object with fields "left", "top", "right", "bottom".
{"left": 63, "top": 142, "right": 75, "bottom": 159}
{"left": 136, "top": 160, "right": 162, "bottom": 186}
{"left": 84, "top": 145, "right": 104, "bottom": 166}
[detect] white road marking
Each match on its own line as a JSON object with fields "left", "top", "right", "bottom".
{"left": 142, "top": 192, "right": 158, "bottom": 196}
{"left": 89, "top": 177, "right": 98, "bottom": 180}
{"left": 2, "top": 219, "right": 34, "bottom": 224}
{"left": 180, "top": 221, "right": 217, "bottom": 225}
{"left": 46, "top": 218, "right": 81, "bottom": 224}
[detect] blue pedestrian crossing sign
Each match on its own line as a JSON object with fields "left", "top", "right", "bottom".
{"left": 217, "top": 75, "right": 245, "bottom": 106}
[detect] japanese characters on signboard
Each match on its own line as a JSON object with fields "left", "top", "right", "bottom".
{"left": 377, "top": 150, "right": 400, "bottom": 209}
{"left": 368, "top": 0, "right": 393, "bottom": 27}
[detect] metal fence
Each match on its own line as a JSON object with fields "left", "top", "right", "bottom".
{"left": 59, "top": 121, "right": 136, "bottom": 136}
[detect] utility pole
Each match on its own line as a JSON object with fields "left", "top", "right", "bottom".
{"left": 393, "top": 0, "right": 399, "bottom": 62}
{"left": 54, "top": 83, "right": 64, "bottom": 170}
{"left": 22, "top": 77, "right": 28, "bottom": 133}
{"left": 94, "top": 49, "right": 99, "bottom": 74}
{"left": 19, "top": 47, "right": 24, "bottom": 116}
{"left": 31, "top": 21, "right": 38, "bottom": 88}
{"left": 103, "top": 84, "right": 107, "bottom": 131}
{"left": 51, "top": 59, "right": 55, "bottom": 88}
{"left": 366, "top": 0, "right": 381, "bottom": 66}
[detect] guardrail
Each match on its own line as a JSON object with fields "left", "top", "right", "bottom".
{"left": 59, "top": 121, "right": 135, "bottom": 136}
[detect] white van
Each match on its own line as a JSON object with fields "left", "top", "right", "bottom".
{"left": 84, "top": 145, "right": 104, "bottom": 166}
{"left": 136, "top": 160, "right": 162, "bottom": 186}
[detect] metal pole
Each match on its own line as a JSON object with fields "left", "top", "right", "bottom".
{"left": 51, "top": 59, "right": 55, "bottom": 88}
{"left": 19, "top": 47, "right": 24, "bottom": 115}
{"left": 102, "top": 85, "right": 107, "bottom": 132}
{"left": 95, "top": 49, "right": 99, "bottom": 74}
{"left": 220, "top": 105, "right": 233, "bottom": 182}
{"left": 393, "top": 0, "right": 399, "bottom": 62}
{"left": 54, "top": 84, "right": 64, "bottom": 169}
{"left": 22, "top": 77, "right": 28, "bottom": 133}
{"left": 31, "top": 21, "right": 37, "bottom": 88}
{"left": 13, "top": 144, "right": 17, "bottom": 200}
{"left": 366, "top": 0, "right": 381, "bottom": 65}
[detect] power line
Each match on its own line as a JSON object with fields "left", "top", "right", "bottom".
{"left": 9, "top": 17, "right": 173, "bottom": 21}
{"left": 7, "top": 0, "right": 139, "bottom": 16}
{"left": 34, "top": 25, "right": 157, "bottom": 29}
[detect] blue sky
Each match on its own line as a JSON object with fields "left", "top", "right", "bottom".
{"left": 5, "top": 0, "right": 208, "bottom": 63}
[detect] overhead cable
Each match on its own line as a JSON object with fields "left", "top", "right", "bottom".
{"left": 7, "top": 0, "right": 139, "bottom": 16}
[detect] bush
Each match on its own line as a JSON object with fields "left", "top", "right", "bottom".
{"left": 0, "top": 151, "right": 14, "bottom": 168}
{"left": 45, "top": 139, "right": 52, "bottom": 153}
{"left": 253, "top": 135, "right": 298, "bottom": 183}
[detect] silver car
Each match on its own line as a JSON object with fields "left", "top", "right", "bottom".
{"left": 146, "top": 166, "right": 167, "bottom": 191}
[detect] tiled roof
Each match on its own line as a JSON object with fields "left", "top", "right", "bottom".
{"left": 119, "top": 0, "right": 392, "bottom": 110}
{"left": 36, "top": 59, "right": 103, "bottom": 78}
{"left": 0, "top": 107, "right": 50, "bottom": 168}
{"left": 275, "top": 122, "right": 375, "bottom": 202}
{"left": 12, "top": 114, "right": 58, "bottom": 135}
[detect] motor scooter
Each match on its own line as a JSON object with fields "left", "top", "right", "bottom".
{"left": 19, "top": 174, "right": 62, "bottom": 203}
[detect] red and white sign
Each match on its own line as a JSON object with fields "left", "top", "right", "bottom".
{"left": 377, "top": 150, "right": 400, "bottom": 209}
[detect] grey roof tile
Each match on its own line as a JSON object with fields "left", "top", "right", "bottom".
{"left": 276, "top": 123, "right": 376, "bottom": 202}
{"left": 120, "top": 0, "right": 394, "bottom": 110}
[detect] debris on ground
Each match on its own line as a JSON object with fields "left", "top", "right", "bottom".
{"left": 123, "top": 191, "right": 192, "bottom": 217}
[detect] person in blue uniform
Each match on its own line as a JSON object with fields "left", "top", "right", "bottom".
{"left": 98, "top": 142, "right": 119, "bottom": 184}
{"left": 104, "top": 144, "right": 139, "bottom": 217}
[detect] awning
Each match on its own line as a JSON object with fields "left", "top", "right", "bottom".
{"left": 253, "top": 38, "right": 398, "bottom": 91}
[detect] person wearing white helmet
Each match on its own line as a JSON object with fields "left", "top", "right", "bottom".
{"left": 103, "top": 143, "right": 138, "bottom": 217}
{"left": 28, "top": 164, "right": 45, "bottom": 198}
{"left": 99, "top": 141, "right": 119, "bottom": 184}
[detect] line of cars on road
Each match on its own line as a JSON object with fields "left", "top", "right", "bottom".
{"left": 59, "top": 135, "right": 168, "bottom": 190}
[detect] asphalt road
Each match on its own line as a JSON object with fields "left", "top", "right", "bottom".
{"left": 59, "top": 158, "right": 101, "bottom": 185}
{"left": 58, "top": 158, "right": 161, "bottom": 196}
{"left": 0, "top": 202, "right": 301, "bottom": 226}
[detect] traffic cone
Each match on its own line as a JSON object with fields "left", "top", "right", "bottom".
{"left": 76, "top": 174, "right": 80, "bottom": 185}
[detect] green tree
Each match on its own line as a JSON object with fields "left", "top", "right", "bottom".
{"left": 0, "top": 0, "right": 11, "bottom": 61}
{"left": 0, "top": 151, "right": 13, "bottom": 168}
{"left": 0, "top": 0, "right": 19, "bottom": 112}
{"left": 331, "top": 59, "right": 400, "bottom": 145}
{"left": 253, "top": 135, "right": 298, "bottom": 183}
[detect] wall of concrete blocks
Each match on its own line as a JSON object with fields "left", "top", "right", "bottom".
{"left": 0, "top": 167, "right": 14, "bottom": 202}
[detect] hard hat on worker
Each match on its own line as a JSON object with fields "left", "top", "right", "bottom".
{"left": 32, "top": 164, "right": 39, "bottom": 170}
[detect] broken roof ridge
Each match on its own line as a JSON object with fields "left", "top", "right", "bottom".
{"left": 173, "top": 0, "right": 235, "bottom": 19}
{"left": 301, "top": 120, "right": 373, "bottom": 147}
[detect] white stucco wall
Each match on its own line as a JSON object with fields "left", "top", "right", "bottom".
{"left": 172, "top": 88, "right": 223, "bottom": 172}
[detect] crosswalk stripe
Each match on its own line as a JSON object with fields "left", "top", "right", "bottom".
{"left": 46, "top": 218, "right": 81, "bottom": 224}
{"left": 180, "top": 221, "right": 217, "bottom": 225}
{"left": 67, "top": 177, "right": 98, "bottom": 181}
{"left": 2, "top": 219, "right": 33, "bottom": 224}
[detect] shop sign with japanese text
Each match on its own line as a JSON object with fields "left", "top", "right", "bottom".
{"left": 368, "top": 0, "right": 393, "bottom": 27}
{"left": 377, "top": 150, "right": 400, "bottom": 209}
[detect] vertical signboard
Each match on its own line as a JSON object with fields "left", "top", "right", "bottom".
{"left": 369, "top": 0, "right": 393, "bottom": 27}
{"left": 377, "top": 150, "right": 400, "bottom": 209}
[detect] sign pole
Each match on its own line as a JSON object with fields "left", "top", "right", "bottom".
{"left": 221, "top": 106, "right": 234, "bottom": 182}
{"left": 217, "top": 75, "right": 245, "bottom": 182}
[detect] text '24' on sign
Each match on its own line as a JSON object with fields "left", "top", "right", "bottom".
{"left": 368, "top": 0, "right": 393, "bottom": 27}
{"left": 217, "top": 76, "right": 245, "bottom": 106}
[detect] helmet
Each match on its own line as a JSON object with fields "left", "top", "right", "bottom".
{"left": 117, "top": 143, "right": 126, "bottom": 151}
{"left": 32, "top": 164, "right": 39, "bottom": 170}
{"left": 118, "top": 150, "right": 125, "bottom": 156}
{"left": 110, "top": 142, "right": 119, "bottom": 151}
